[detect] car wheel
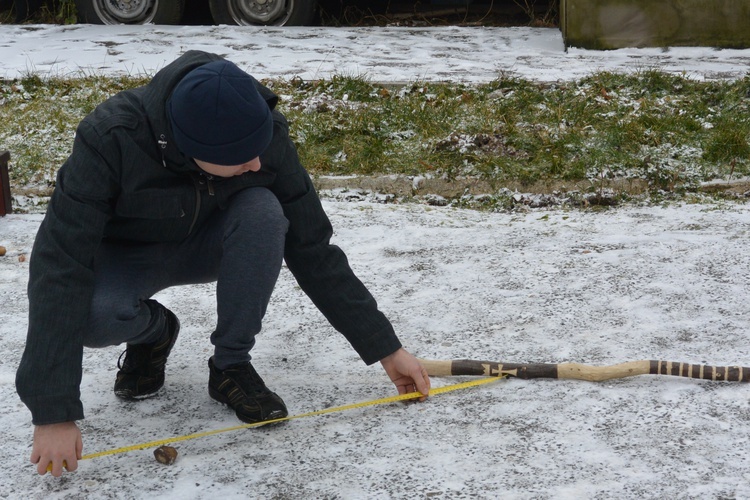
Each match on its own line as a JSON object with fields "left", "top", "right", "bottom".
{"left": 75, "top": 0, "right": 185, "bottom": 24}
{"left": 209, "top": 0, "right": 317, "bottom": 26}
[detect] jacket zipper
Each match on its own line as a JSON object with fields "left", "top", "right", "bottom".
{"left": 188, "top": 177, "right": 201, "bottom": 236}
{"left": 188, "top": 175, "right": 216, "bottom": 236}
{"left": 158, "top": 134, "right": 168, "bottom": 168}
{"left": 159, "top": 133, "right": 214, "bottom": 236}
{"left": 159, "top": 134, "right": 199, "bottom": 235}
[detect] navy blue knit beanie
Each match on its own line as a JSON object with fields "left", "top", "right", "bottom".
{"left": 168, "top": 60, "right": 273, "bottom": 166}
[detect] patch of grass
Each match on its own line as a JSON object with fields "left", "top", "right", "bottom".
{"left": 1, "top": 0, "right": 77, "bottom": 24}
{"left": 2, "top": 71, "right": 749, "bottom": 211}
{"left": 704, "top": 118, "right": 750, "bottom": 163}
{"left": 1, "top": 74, "right": 150, "bottom": 186}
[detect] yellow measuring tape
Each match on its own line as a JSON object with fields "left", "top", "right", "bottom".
{"left": 76, "top": 376, "right": 503, "bottom": 462}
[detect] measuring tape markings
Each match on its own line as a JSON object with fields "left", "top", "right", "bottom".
{"left": 78, "top": 376, "right": 504, "bottom": 462}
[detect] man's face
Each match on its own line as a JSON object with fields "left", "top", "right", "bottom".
{"left": 194, "top": 157, "right": 261, "bottom": 177}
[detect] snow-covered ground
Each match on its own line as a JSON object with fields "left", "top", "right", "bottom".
{"left": 1, "top": 24, "right": 750, "bottom": 499}
{"left": 1, "top": 24, "right": 750, "bottom": 83}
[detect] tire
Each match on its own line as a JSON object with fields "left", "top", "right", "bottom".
{"left": 209, "top": 0, "right": 317, "bottom": 26}
{"left": 75, "top": 0, "right": 185, "bottom": 24}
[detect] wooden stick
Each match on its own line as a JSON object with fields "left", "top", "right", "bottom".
{"left": 418, "top": 358, "right": 750, "bottom": 383}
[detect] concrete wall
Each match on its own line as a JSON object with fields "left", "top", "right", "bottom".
{"left": 561, "top": 0, "right": 750, "bottom": 49}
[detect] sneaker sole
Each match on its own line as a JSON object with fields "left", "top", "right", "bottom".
{"left": 114, "top": 386, "right": 163, "bottom": 400}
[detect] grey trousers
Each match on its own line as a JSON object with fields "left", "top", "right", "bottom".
{"left": 82, "top": 187, "right": 289, "bottom": 369}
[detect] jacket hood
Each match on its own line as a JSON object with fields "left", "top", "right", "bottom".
{"left": 142, "top": 50, "right": 279, "bottom": 173}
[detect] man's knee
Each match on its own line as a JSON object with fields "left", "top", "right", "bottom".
{"left": 82, "top": 299, "right": 155, "bottom": 348}
{"left": 227, "top": 188, "right": 288, "bottom": 236}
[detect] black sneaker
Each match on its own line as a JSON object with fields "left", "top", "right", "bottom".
{"left": 114, "top": 303, "right": 180, "bottom": 400}
{"left": 208, "top": 357, "right": 288, "bottom": 424}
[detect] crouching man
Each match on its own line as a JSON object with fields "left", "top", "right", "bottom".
{"left": 16, "top": 50, "right": 430, "bottom": 477}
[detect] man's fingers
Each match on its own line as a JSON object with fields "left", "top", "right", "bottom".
{"left": 43, "top": 459, "right": 72, "bottom": 476}
{"left": 39, "top": 458, "right": 54, "bottom": 476}
{"left": 412, "top": 367, "right": 430, "bottom": 397}
{"left": 421, "top": 367, "right": 431, "bottom": 393}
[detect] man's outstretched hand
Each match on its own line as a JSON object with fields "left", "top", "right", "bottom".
{"left": 380, "top": 348, "right": 431, "bottom": 401}
{"left": 31, "top": 421, "right": 82, "bottom": 476}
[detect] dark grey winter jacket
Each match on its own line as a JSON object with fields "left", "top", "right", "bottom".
{"left": 16, "top": 50, "right": 401, "bottom": 425}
